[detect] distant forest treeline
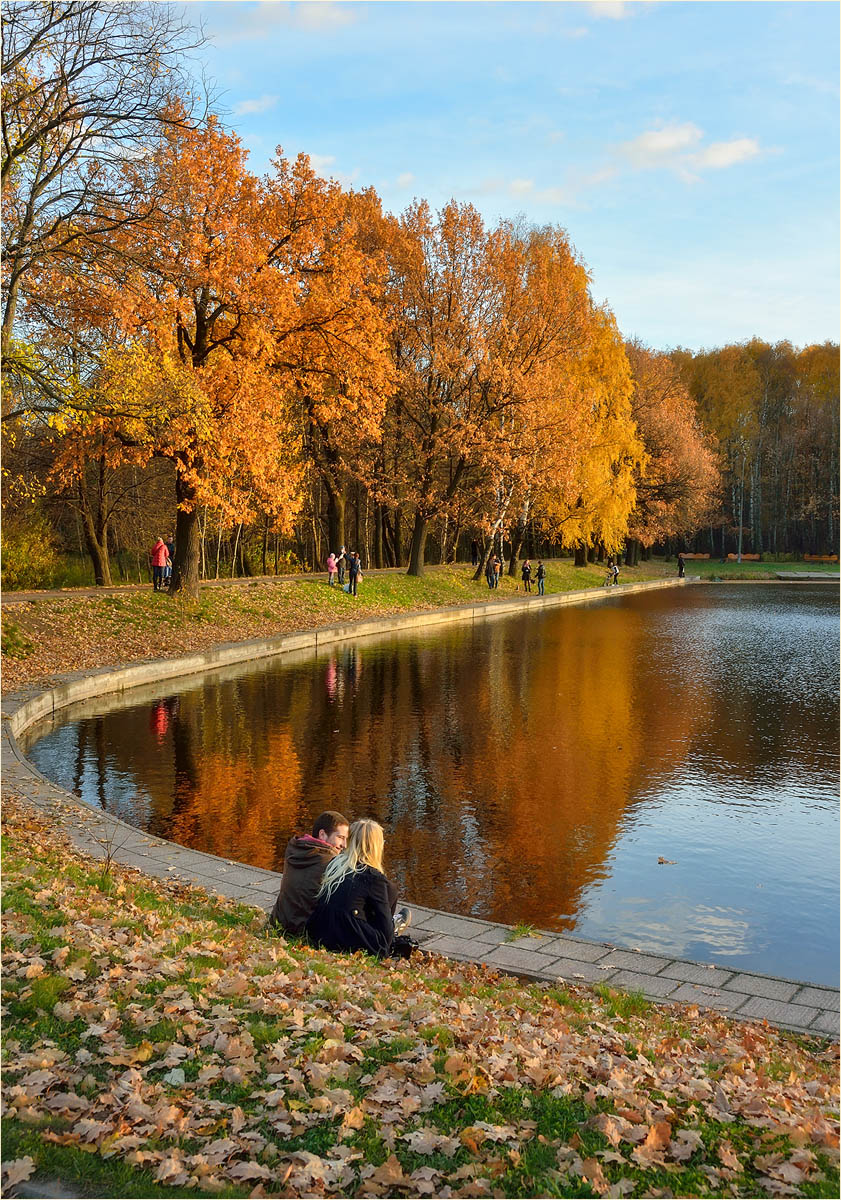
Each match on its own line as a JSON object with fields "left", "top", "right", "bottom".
{"left": 2, "top": 3, "right": 838, "bottom": 593}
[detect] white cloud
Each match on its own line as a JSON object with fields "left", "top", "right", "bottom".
{"left": 232, "top": 93, "right": 279, "bottom": 116}
{"left": 690, "top": 138, "right": 761, "bottom": 170}
{"left": 620, "top": 122, "right": 703, "bottom": 168}
{"left": 584, "top": 1, "right": 631, "bottom": 19}
{"left": 509, "top": 178, "right": 534, "bottom": 195}
{"left": 210, "top": 2, "right": 359, "bottom": 47}
{"left": 618, "top": 123, "right": 762, "bottom": 176}
{"left": 396, "top": 172, "right": 415, "bottom": 188}
{"left": 309, "top": 153, "right": 336, "bottom": 176}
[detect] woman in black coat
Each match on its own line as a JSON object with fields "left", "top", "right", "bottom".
{"left": 306, "top": 819, "right": 396, "bottom": 957}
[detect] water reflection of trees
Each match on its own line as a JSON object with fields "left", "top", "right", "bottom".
{"left": 50, "top": 588, "right": 837, "bottom": 930}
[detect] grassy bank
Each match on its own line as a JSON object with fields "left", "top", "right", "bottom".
{"left": 2, "top": 794, "right": 838, "bottom": 1199}
{"left": 0, "top": 560, "right": 668, "bottom": 694}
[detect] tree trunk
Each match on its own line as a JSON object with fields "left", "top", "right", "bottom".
{"left": 393, "top": 508, "right": 403, "bottom": 566}
{"left": 326, "top": 488, "right": 345, "bottom": 555}
{"left": 77, "top": 474, "right": 112, "bottom": 586}
{"left": 373, "top": 503, "right": 384, "bottom": 568}
{"left": 573, "top": 542, "right": 587, "bottom": 567}
{"left": 407, "top": 511, "right": 429, "bottom": 576}
{"left": 170, "top": 472, "right": 201, "bottom": 600}
{"left": 80, "top": 505, "right": 112, "bottom": 585}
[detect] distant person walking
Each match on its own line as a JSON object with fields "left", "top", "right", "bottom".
{"left": 150, "top": 538, "right": 169, "bottom": 592}
{"left": 536, "top": 560, "right": 546, "bottom": 596}
{"left": 611, "top": 559, "right": 620, "bottom": 586}
{"left": 521, "top": 559, "right": 532, "bottom": 592}
{"left": 677, "top": 553, "right": 686, "bottom": 579}
{"left": 348, "top": 551, "right": 362, "bottom": 596}
{"left": 327, "top": 552, "right": 338, "bottom": 586}
{"left": 492, "top": 554, "right": 501, "bottom": 588}
{"left": 470, "top": 538, "right": 479, "bottom": 567}
{"left": 485, "top": 555, "right": 495, "bottom": 589}
{"left": 337, "top": 547, "right": 347, "bottom": 586}
{"left": 164, "top": 534, "right": 174, "bottom": 583}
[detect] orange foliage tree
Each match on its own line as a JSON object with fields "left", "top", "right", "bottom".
{"left": 535, "top": 308, "right": 645, "bottom": 563}
{"left": 46, "top": 113, "right": 392, "bottom": 596}
{"left": 623, "top": 340, "right": 719, "bottom": 562}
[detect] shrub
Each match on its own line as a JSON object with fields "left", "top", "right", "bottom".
{"left": 1, "top": 507, "right": 61, "bottom": 590}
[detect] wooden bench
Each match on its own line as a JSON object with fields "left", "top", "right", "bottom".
{"left": 681, "top": 553, "right": 710, "bottom": 560}
{"left": 726, "top": 553, "right": 760, "bottom": 561}
{"left": 804, "top": 554, "right": 839, "bottom": 562}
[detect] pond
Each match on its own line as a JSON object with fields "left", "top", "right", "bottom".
{"left": 25, "top": 583, "right": 839, "bottom": 985}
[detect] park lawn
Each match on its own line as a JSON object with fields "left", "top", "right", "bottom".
{"left": 684, "top": 559, "right": 840, "bottom": 581}
{"left": 0, "top": 559, "right": 668, "bottom": 694}
{"left": 1, "top": 793, "right": 838, "bottom": 1199}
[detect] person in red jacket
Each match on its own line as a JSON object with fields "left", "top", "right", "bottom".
{"left": 150, "top": 537, "right": 169, "bottom": 591}
{"left": 268, "top": 810, "right": 349, "bottom": 935}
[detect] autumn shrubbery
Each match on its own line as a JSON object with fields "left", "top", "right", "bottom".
{"left": 0, "top": 507, "right": 63, "bottom": 591}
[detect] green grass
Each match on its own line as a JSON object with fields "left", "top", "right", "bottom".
{"left": 685, "top": 557, "right": 839, "bottom": 580}
{"left": 593, "top": 982, "right": 652, "bottom": 1019}
{"left": 1, "top": 1119, "right": 252, "bottom": 1198}
{"left": 505, "top": 922, "right": 539, "bottom": 942}
{"left": 0, "top": 617, "right": 34, "bottom": 658}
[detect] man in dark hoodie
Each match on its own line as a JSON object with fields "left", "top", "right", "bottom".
{"left": 269, "top": 810, "right": 349, "bottom": 934}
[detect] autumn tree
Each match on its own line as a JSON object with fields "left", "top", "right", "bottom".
{"left": 623, "top": 340, "right": 719, "bottom": 563}
{"left": 46, "top": 114, "right": 391, "bottom": 597}
{"left": 1, "top": 0, "right": 205, "bottom": 397}
{"left": 536, "top": 308, "right": 645, "bottom": 563}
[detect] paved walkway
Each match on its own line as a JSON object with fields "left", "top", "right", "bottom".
{"left": 4, "top": 728, "right": 837, "bottom": 1041}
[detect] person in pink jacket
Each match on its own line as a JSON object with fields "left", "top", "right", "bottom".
{"left": 326, "top": 552, "right": 337, "bottom": 586}
{"left": 150, "top": 538, "right": 169, "bottom": 591}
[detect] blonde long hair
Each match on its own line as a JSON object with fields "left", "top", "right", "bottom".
{"left": 317, "top": 818, "right": 385, "bottom": 901}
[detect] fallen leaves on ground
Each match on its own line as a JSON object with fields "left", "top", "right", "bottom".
{"left": 2, "top": 794, "right": 838, "bottom": 1198}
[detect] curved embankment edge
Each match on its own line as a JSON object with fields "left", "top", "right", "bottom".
{"left": 2, "top": 577, "right": 838, "bottom": 1039}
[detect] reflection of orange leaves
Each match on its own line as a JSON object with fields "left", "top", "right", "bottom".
{"left": 167, "top": 724, "right": 302, "bottom": 870}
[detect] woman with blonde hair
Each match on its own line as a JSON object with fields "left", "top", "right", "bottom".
{"left": 306, "top": 818, "right": 408, "bottom": 956}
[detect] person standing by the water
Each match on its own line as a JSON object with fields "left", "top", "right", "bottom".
{"left": 521, "top": 559, "right": 532, "bottom": 592}
{"left": 492, "top": 554, "right": 501, "bottom": 588}
{"left": 536, "top": 559, "right": 546, "bottom": 595}
{"left": 327, "top": 552, "right": 337, "bottom": 586}
{"left": 678, "top": 553, "right": 686, "bottom": 578}
{"left": 268, "top": 810, "right": 349, "bottom": 935}
{"left": 150, "top": 537, "right": 168, "bottom": 592}
{"left": 164, "top": 534, "right": 174, "bottom": 584}
{"left": 470, "top": 538, "right": 479, "bottom": 567}
{"left": 485, "top": 555, "right": 495, "bottom": 589}
{"left": 337, "top": 546, "right": 347, "bottom": 586}
{"left": 348, "top": 551, "right": 362, "bottom": 596}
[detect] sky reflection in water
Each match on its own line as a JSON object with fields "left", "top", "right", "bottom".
{"left": 27, "top": 584, "right": 839, "bottom": 984}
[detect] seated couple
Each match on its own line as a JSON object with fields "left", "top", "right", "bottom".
{"left": 268, "top": 810, "right": 412, "bottom": 957}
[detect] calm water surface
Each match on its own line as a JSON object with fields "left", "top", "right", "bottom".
{"left": 26, "top": 584, "right": 840, "bottom": 984}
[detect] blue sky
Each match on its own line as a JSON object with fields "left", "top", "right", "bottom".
{"left": 189, "top": 1, "right": 839, "bottom": 352}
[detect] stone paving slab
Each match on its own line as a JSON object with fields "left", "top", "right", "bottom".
{"left": 667, "top": 982, "right": 747, "bottom": 1012}
{"left": 659, "top": 961, "right": 735, "bottom": 986}
{"left": 735, "top": 996, "right": 822, "bottom": 1031}
{"left": 553, "top": 958, "right": 618, "bottom": 984}
{"left": 605, "top": 969, "right": 682, "bottom": 999}
{"left": 722, "top": 972, "right": 800, "bottom": 1002}
{"left": 599, "top": 949, "right": 674, "bottom": 974}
